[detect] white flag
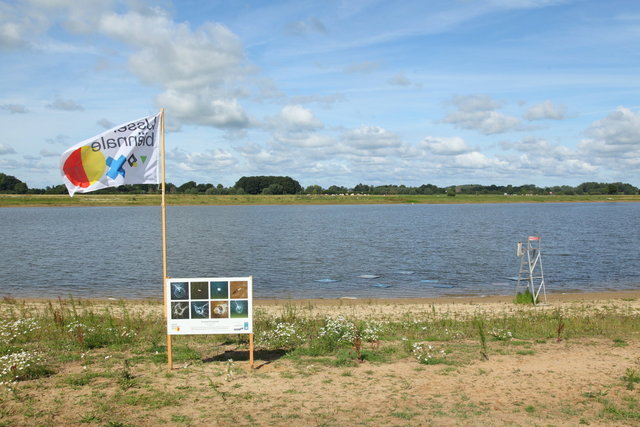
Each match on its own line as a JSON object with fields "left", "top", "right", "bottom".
{"left": 60, "top": 112, "right": 161, "bottom": 196}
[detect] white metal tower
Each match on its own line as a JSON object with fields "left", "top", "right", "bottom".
{"left": 515, "top": 236, "right": 547, "bottom": 305}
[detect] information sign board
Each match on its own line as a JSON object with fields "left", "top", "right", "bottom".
{"left": 166, "top": 276, "right": 252, "bottom": 335}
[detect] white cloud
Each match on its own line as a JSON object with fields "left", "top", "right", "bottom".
{"left": 443, "top": 95, "right": 521, "bottom": 135}
{"left": 343, "top": 125, "right": 402, "bottom": 150}
{"left": 584, "top": 106, "right": 640, "bottom": 148}
{"left": 577, "top": 107, "right": 640, "bottom": 172}
{"left": 262, "top": 105, "right": 328, "bottom": 148}
{"left": 46, "top": 134, "right": 70, "bottom": 145}
{"left": 1, "top": 104, "right": 28, "bottom": 113}
{"left": 450, "top": 94, "right": 500, "bottom": 112}
{"left": 515, "top": 153, "right": 597, "bottom": 175}
{"left": 272, "top": 132, "right": 332, "bottom": 148}
{"left": 421, "top": 136, "right": 471, "bottom": 155}
{"left": 254, "top": 78, "right": 284, "bottom": 100}
{"left": 156, "top": 91, "right": 249, "bottom": 128}
{"left": 0, "top": 2, "right": 42, "bottom": 49}
{"left": 453, "top": 151, "right": 503, "bottom": 168}
{"left": 388, "top": 73, "right": 412, "bottom": 87}
{"left": 498, "top": 136, "right": 599, "bottom": 177}
{"left": 524, "top": 100, "right": 568, "bottom": 121}
{"left": 0, "top": 143, "right": 15, "bottom": 154}
{"left": 501, "top": 136, "right": 573, "bottom": 160}
{"left": 97, "top": 118, "right": 114, "bottom": 129}
{"left": 279, "top": 105, "right": 323, "bottom": 130}
{"left": 51, "top": 0, "right": 116, "bottom": 34}
{"left": 172, "top": 148, "right": 238, "bottom": 172}
{"left": 39, "top": 148, "right": 59, "bottom": 157}
{"left": 46, "top": 97, "right": 84, "bottom": 111}
{"left": 98, "top": 9, "right": 250, "bottom": 129}
{"left": 100, "top": 11, "right": 244, "bottom": 90}
{"left": 236, "top": 143, "right": 295, "bottom": 170}
{"left": 290, "top": 93, "right": 345, "bottom": 107}
{"left": 286, "top": 17, "right": 327, "bottom": 36}
{"left": 0, "top": 1, "right": 116, "bottom": 50}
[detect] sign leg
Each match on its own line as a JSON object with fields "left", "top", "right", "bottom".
{"left": 167, "top": 334, "right": 173, "bottom": 370}
{"left": 249, "top": 333, "right": 254, "bottom": 369}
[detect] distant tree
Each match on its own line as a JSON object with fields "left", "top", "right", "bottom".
{"left": 178, "top": 181, "right": 197, "bottom": 193}
{"left": 44, "top": 184, "right": 67, "bottom": 194}
{"left": 305, "top": 184, "right": 323, "bottom": 194}
{"left": 353, "top": 183, "right": 371, "bottom": 193}
{"left": 166, "top": 183, "right": 177, "bottom": 194}
{"left": 13, "top": 182, "right": 28, "bottom": 194}
{"left": 417, "top": 184, "right": 440, "bottom": 195}
{"left": 0, "top": 173, "right": 24, "bottom": 192}
{"left": 262, "top": 183, "right": 285, "bottom": 194}
{"left": 235, "top": 176, "right": 302, "bottom": 195}
{"left": 325, "top": 185, "right": 347, "bottom": 194}
{"left": 615, "top": 182, "right": 639, "bottom": 195}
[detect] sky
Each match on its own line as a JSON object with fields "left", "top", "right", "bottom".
{"left": 1, "top": 0, "right": 639, "bottom": 189}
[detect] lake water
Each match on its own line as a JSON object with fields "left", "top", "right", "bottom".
{"left": 1, "top": 203, "right": 639, "bottom": 300}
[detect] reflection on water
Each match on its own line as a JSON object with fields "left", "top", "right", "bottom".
{"left": 0, "top": 203, "right": 639, "bottom": 299}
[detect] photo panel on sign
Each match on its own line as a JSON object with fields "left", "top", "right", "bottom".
{"left": 210, "top": 301, "right": 229, "bottom": 318}
{"left": 210, "top": 281, "right": 229, "bottom": 299}
{"left": 190, "top": 281, "right": 209, "bottom": 299}
{"left": 230, "top": 300, "right": 249, "bottom": 318}
{"left": 190, "top": 301, "right": 209, "bottom": 319}
{"left": 170, "top": 282, "right": 189, "bottom": 300}
{"left": 230, "top": 281, "right": 248, "bottom": 299}
{"left": 171, "top": 301, "right": 190, "bottom": 319}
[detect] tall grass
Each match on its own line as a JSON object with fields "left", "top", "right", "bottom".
{"left": 0, "top": 297, "right": 638, "bottom": 380}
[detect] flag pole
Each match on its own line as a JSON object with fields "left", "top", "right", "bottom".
{"left": 160, "top": 108, "right": 173, "bottom": 370}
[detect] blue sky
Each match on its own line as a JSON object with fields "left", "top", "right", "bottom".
{"left": 1, "top": 0, "right": 639, "bottom": 189}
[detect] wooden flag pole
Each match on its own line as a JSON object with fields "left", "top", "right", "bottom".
{"left": 160, "top": 108, "right": 173, "bottom": 371}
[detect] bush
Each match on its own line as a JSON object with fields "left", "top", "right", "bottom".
{"left": 0, "top": 351, "right": 53, "bottom": 384}
{"left": 515, "top": 288, "right": 536, "bottom": 305}
{"left": 257, "top": 321, "right": 305, "bottom": 350}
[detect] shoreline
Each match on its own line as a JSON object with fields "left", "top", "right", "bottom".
{"left": 5, "top": 288, "right": 639, "bottom": 306}
{"left": 255, "top": 288, "right": 640, "bottom": 306}
{"left": 2, "top": 193, "right": 640, "bottom": 208}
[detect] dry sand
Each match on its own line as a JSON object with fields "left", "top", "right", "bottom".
{"left": 254, "top": 289, "right": 640, "bottom": 319}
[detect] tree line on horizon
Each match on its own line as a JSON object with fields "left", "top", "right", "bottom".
{"left": 1, "top": 172, "right": 638, "bottom": 196}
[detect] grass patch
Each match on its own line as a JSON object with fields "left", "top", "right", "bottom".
{"left": 612, "top": 338, "right": 628, "bottom": 347}
{"left": 390, "top": 410, "right": 419, "bottom": 420}
{"left": 622, "top": 368, "right": 640, "bottom": 390}
{"left": 514, "top": 288, "right": 535, "bottom": 305}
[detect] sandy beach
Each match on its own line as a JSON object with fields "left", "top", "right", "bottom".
{"left": 255, "top": 288, "right": 640, "bottom": 317}
{"left": 1, "top": 290, "right": 639, "bottom": 426}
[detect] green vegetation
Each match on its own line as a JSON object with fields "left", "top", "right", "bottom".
{"left": 0, "top": 298, "right": 639, "bottom": 425}
{"left": 2, "top": 192, "right": 640, "bottom": 208}
{"left": 622, "top": 368, "right": 640, "bottom": 390}
{"left": 234, "top": 176, "right": 302, "bottom": 195}
{"left": 0, "top": 173, "right": 28, "bottom": 194}
{"left": 514, "top": 288, "right": 536, "bottom": 305}
{"left": 1, "top": 170, "right": 639, "bottom": 198}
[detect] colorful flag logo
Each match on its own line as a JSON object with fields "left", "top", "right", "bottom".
{"left": 60, "top": 112, "right": 162, "bottom": 196}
